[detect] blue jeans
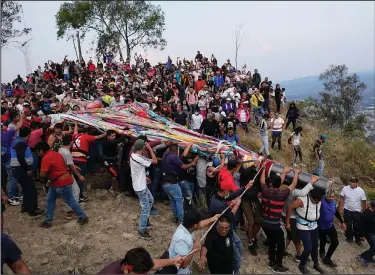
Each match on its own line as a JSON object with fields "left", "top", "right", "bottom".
{"left": 162, "top": 183, "right": 184, "bottom": 223}
{"left": 64, "top": 73, "right": 70, "bottom": 80}
{"left": 253, "top": 107, "right": 264, "bottom": 124}
{"left": 178, "top": 180, "right": 194, "bottom": 198}
{"left": 45, "top": 184, "right": 87, "bottom": 222}
{"left": 4, "top": 160, "right": 19, "bottom": 198}
{"left": 135, "top": 188, "right": 154, "bottom": 233}
{"left": 299, "top": 228, "right": 319, "bottom": 266}
{"left": 31, "top": 151, "right": 40, "bottom": 177}
{"left": 361, "top": 233, "right": 375, "bottom": 260}
{"left": 233, "top": 230, "right": 243, "bottom": 274}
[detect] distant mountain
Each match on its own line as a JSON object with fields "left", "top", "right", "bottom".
{"left": 279, "top": 71, "right": 375, "bottom": 107}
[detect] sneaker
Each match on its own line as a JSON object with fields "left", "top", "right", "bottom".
{"left": 29, "top": 209, "right": 44, "bottom": 216}
{"left": 14, "top": 195, "right": 23, "bottom": 201}
{"left": 8, "top": 197, "right": 20, "bottom": 206}
{"left": 78, "top": 196, "right": 88, "bottom": 203}
{"left": 139, "top": 230, "right": 152, "bottom": 240}
{"left": 298, "top": 264, "right": 310, "bottom": 274}
{"left": 295, "top": 255, "right": 302, "bottom": 263}
{"left": 358, "top": 256, "right": 368, "bottom": 268}
{"left": 272, "top": 265, "right": 289, "bottom": 273}
{"left": 248, "top": 244, "right": 257, "bottom": 256}
{"left": 313, "top": 264, "right": 325, "bottom": 274}
{"left": 40, "top": 220, "right": 52, "bottom": 228}
{"left": 77, "top": 216, "right": 89, "bottom": 225}
{"left": 268, "top": 261, "right": 276, "bottom": 269}
{"left": 150, "top": 207, "right": 160, "bottom": 216}
{"left": 320, "top": 251, "right": 326, "bottom": 260}
{"left": 323, "top": 257, "right": 337, "bottom": 268}
{"left": 65, "top": 211, "right": 75, "bottom": 220}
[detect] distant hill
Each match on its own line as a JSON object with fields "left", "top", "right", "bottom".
{"left": 279, "top": 71, "right": 375, "bottom": 107}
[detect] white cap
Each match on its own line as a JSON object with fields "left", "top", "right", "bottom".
{"left": 36, "top": 92, "right": 42, "bottom": 95}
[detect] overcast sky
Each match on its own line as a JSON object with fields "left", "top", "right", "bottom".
{"left": 1, "top": 1, "right": 374, "bottom": 82}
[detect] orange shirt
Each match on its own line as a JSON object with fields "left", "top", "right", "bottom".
{"left": 40, "top": 150, "right": 73, "bottom": 188}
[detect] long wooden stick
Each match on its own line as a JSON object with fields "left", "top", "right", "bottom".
{"left": 183, "top": 161, "right": 268, "bottom": 258}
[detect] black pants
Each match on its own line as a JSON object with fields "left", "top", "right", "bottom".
{"left": 262, "top": 224, "right": 285, "bottom": 266}
{"left": 285, "top": 118, "right": 296, "bottom": 131}
{"left": 344, "top": 209, "right": 361, "bottom": 242}
{"left": 275, "top": 98, "right": 281, "bottom": 113}
{"left": 361, "top": 233, "right": 375, "bottom": 260}
{"left": 299, "top": 228, "right": 319, "bottom": 266}
{"left": 271, "top": 132, "right": 282, "bottom": 150}
{"left": 293, "top": 145, "right": 303, "bottom": 164}
{"left": 1, "top": 164, "right": 7, "bottom": 193}
{"left": 319, "top": 225, "right": 339, "bottom": 259}
{"left": 11, "top": 167, "right": 38, "bottom": 213}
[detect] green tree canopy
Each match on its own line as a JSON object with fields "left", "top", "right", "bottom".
{"left": 1, "top": 0, "right": 31, "bottom": 47}
{"left": 318, "top": 64, "right": 367, "bottom": 131}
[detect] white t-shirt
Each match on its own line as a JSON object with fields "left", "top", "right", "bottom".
{"left": 64, "top": 65, "right": 70, "bottom": 74}
{"left": 56, "top": 93, "right": 66, "bottom": 102}
{"left": 130, "top": 153, "right": 152, "bottom": 192}
{"left": 291, "top": 132, "right": 301, "bottom": 146}
{"left": 191, "top": 113, "right": 203, "bottom": 130}
{"left": 271, "top": 117, "right": 285, "bottom": 132}
{"left": 340, "top": 186, "right": 366, "bottom": 212}
{"left": 192, "top": 71, "right": 201, "bottom": 81}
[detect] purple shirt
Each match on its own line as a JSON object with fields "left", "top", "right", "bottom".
{"left": 162, "top": 151, "right": 183, "bottom": 176}
{"left": 1, "top": 129, "right": 16, "bottom": 164}
{"left": 97, "top": 259, "right": 122, "bottom": 274}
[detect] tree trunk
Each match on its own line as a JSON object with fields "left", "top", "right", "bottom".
{"left": 126, "top": 43, "right": 131, "bottom": 62}
{"left": 76, "top": 30, "right": 83, "bottom": 61}
{"left": 116, "top": 38, "right": 124, "bottom": 61}
{"left": 72, "top": 35, "right": 79, "bottom": 60}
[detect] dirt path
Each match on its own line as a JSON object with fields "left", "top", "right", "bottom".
{"left": 3, "top": 174, "right": 375, "bottom": 274}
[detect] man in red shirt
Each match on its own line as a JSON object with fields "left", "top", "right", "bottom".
{"left": 218, "top": 157, "right": 242, "bottom": 192}
{"left": 194, "top": 75, "right": 206, "bottom": 93}
{"left": 35, "top": 141, "right": 88, "bottom": 228}
{"left": 72, "top": 125, "right": 106, "bottom": 202}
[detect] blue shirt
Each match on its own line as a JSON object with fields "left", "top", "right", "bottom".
{"left": 1, "top": 233, "right": 22, "bottom": 274}
{"left": 319, "top": 199, "right": 337, "bottom": 230}
{"left": 1, "top": 129, "right": 16, "bottom": 164}
{"left": 168, "top": 224, "right": 194, "bottom": 274}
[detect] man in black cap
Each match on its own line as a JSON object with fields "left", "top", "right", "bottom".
{"left": 130, "top": 139, "right": 157, "bottom": 239}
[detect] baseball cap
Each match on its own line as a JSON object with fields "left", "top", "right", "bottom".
{"left": 36, "top": 92, "right": 42, "bottom": 96}
{"left": 227, "top": 157, "right": 239, "bottom": 170}
{"left": 183, "top": 208, "right": 203, "bottom": 228}
{"left": 349, "top": 176, "right": 359, "bottom": 183}
{"left": 133, "top": 139, "right": 145, "bottom": 152}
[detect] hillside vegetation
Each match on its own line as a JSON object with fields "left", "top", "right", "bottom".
{"left": 239, "top": 98, "right": 375, "bottom": 202}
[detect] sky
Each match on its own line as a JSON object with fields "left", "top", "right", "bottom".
{"left": 1, "top": 1, "right": 374, "bottom": 83}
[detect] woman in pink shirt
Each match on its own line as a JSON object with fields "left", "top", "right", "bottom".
{"left": 236, "top": 103, "right": 251, "bottom": 133}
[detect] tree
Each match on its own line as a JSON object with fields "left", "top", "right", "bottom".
{"left": 1, "top": 1, "right": 31, "bottom": 47}
{"left": 318, "top": 65, "right": 367, "bottom": 131}
{"left": 55, "top": 1, "right": 92, "bottom": 61}
{"left": 94, "top": 32, "right": 120, "bottom": 61}
{"left": 234, "top": 24, "right": 244, "bottom": 70}
{"left": 71, "top": 1, "right": 165, "bottom": 61}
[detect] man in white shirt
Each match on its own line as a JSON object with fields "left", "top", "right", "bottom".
{"left": 130, "top": 139, "right": 158, "bottom": 239}
{"left": 192, "top": 69, "right": 201, "bottom": 82}
{"left": 270, "top": 112, "right": 285, "bottom": 150}
{"left": 339, "top": 177, "right": 367, "bottom": 245}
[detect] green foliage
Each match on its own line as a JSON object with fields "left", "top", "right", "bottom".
{"left": 1, "top": 0, "right": 31, "bottom": 47}
{"left": 56, "top": 1, "right": 167, "bottom": 60}
{"left": 55, "top": 1, "right": 91, "bottom": 39}
{"left": 318, "top": 65, "right": 367, "bottom": 132}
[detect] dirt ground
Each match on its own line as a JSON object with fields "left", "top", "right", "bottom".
{"left": 3, "top": 172, "right": 375, "bottom": 274}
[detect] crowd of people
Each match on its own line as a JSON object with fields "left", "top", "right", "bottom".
{"left": 1, "top": 51, "right": 375, "bottom": 274}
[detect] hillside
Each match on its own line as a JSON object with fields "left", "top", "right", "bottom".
{"left": 279, "top": 71, "right": 375, "bottom": 108}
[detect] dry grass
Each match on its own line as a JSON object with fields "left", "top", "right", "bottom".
{"left": 238, "top": 101, "right": 375, "bottom": 193}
